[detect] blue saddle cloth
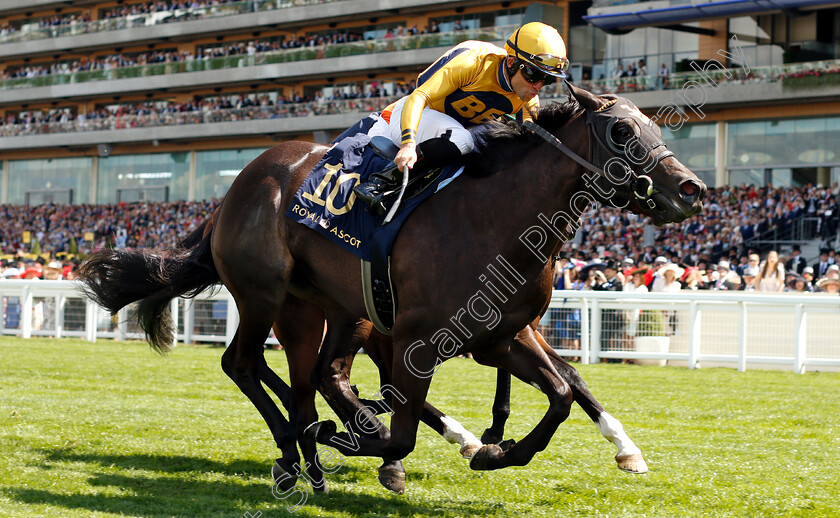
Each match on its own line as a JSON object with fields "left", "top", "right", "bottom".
{"left": 286, "top": 130, "right": 463, "bottom": 262}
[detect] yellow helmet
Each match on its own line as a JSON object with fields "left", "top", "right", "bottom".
{"left": 505, "top": 22, "right": 569, "bottom": 78}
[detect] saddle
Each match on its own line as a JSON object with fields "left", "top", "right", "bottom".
{"left": 367, "top": 136, "right": 446, "bottom": 216}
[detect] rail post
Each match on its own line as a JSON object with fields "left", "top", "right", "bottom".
{"left": 688, "top": 300, "right": 701, "bottom": 369}
{"left": 225, "top": 295, "right": 238, "bottom": 347}
{"left": 590, "top": 298, "right": 601, "bottom": 364}
{"left": 170, "top": 299, "right": 179, "bottom": 348}
{"left": 21, "top": 285, "right": 32, "bottom": 339}
{"left": 793, "top": 303, "right": 806, "bottom": 374}
{"left": 738, "top": 301, "right": 748, "bottom": 372}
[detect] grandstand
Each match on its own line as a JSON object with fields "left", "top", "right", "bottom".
{"left": 0, "top": 0, "right": 838, "bottom": 264}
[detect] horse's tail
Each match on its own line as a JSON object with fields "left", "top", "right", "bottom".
{"left": 77, "top": 221, "right": 219, "bottom": 354}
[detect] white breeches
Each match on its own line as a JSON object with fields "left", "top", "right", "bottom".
{"left": 368, "top": 96, "right": 475, "bottom": 154}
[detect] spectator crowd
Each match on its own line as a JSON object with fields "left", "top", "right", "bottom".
{"left": 1, "top": 81, "right": 416, "bottom": 137}
{"left": 1, "top": 184, "right": 838, "bottom": 290}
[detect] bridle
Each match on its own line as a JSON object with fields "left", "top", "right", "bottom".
{"left": 523, "top": 95, "right": 674, "bottom": 210}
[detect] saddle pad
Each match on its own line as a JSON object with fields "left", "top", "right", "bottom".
{"left": 286, "top": 131, "right": 464, "bottom": 262}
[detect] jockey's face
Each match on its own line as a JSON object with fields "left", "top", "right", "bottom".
{"left": 506, "top": 57, "right": 544, "bottom": 102}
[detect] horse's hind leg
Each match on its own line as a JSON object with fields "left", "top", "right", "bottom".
{"left": 535, "top": 332, "right": 648, "bottom": 473}
{"left": 215, "top": 238, "right": 300, "bottom": 488}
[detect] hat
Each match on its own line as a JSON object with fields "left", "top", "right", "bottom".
{"left": 604, "top": 260, "right": 620, "bottom": 271}
{"left": 624, "top": 257, "right": 635, "bottom": 265}
{"left": 660, "top": 263, "right": 685, "bottom": 279}
{"left": 46, "top": 261, "right": 62, "bottom": 270}
{"left": 803, "top": 266, "right": 814, "bottom": 275}
{"left": 631, "top": 267, "right": 649, "bottom": 276}
{"left": 1, "top": 267, "right": 21, "bottom": 278}
{"left": 654, "top": 256, "right": 667, "bottom": 264}
{"left": 22, "top": 267, "right": 42, "bottom": 279}
{"left": 792, "top": 244, "right": 801, "bottom": 252}
{"left": 817, "top": 277, "right": 840, "bottom": 290}
{"left": 717, "top": 260, "right": 731, "bottom": 271}
{"left": 828, "top": 264, "right": 839, "bottom": 272}
{"left": 681, "top": 266, "right": 698, "bottom": 282}
{"left": 743, "top": 267, "right": 759, "bottom": 277}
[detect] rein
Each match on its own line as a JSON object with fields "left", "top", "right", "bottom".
{"left": 522, "top": 103, "right": 668, "bottom": 210}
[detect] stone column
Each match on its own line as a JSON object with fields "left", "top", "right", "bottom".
{"left": 715, "top": 121, "right": 728, "bottom": 187}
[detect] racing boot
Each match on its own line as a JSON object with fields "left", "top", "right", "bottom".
{"left": 353, "top": 162, "right": 401, "bottom": 215}
{"left": 354, "top": 137, "right": 463, "bottom": 215}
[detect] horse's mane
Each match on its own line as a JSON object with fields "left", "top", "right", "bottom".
{"left": 465, "top": 100, "right": 582, "bottom": 177}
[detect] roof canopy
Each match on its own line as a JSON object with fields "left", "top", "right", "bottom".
{"left": 585, "top": 0, "right": 839, "bottom": 33}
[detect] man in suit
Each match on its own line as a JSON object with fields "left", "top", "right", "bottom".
{"left": 785, "top": 244, "right": 806, "bottom": 275}
{"left": 813, "top": 248, "right": 831, "bottom": 278}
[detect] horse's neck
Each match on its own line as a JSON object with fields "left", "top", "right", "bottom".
{"left": 473, "top": 113, "right": 588, "bottom": 268}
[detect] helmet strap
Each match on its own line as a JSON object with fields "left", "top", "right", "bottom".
{"left": 505, "top": 58, "right": 520, "bottom": 83}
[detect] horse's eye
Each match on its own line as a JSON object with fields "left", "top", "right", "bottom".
{"left": 614, "top": 124, "right": 633, "bottom": 139}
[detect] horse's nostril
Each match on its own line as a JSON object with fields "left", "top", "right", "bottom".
{"left": 680, "top": 180, "right": 706, "bottom": 201}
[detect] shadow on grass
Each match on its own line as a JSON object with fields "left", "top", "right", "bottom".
{"left": 8, "top": 448, "right": 501, "bottom": 517}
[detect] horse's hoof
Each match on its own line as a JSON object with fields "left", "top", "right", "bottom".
{"left": 310, "top": 479, "right": 330, "bottom": 494}
{"left": 272, "top": 458, "right": 298, "bottom": 492}
{"left": 378, "top": 464, "right": 406, "bottom": 494}
{"left": 498, "top": 438, "right": 516, "bottom": 452}
{"left": 480, "top": 429, "right": 503, "bottom": 445}
{"left": 469, "top": 444, "right": 504, "bottom": 471}
{"left": 303, "top": 420, "right": 337, "bottom": 443}
{"left": 616, "top": 453, "right": 649, "bottom": 474}
{"left": 459, "top": 442, "right": 482, "bottom": 459}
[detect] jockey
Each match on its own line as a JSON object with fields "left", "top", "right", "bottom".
{"left": 354, "top": 22, "right": 569, "bottom": 213}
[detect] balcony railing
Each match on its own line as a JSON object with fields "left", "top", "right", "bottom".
{"left": 577, "top": 58, "right": 840, "bottom": 95}
{"left": 0, "top": 97, "right": 395, "bottom": 138}
{"left": 0, "top": 0, "right": 322, "bottom": 45}
{"left": 0, "top": 26, "right": 511, "bottom": 92}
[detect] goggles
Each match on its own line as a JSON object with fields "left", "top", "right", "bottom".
{"left": 528, "top": 53, "right": 570, "bottom": 75}
{"left": 519, "top": 63, "right": 557, "bottom": 85}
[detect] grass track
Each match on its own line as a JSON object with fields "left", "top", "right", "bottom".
{"left": 1, "top": 338, "right": 839, "bottom": 517}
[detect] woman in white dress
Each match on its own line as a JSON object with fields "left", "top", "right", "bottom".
{"left": 755, "top": 250, "right": 785, "bottom": 293}
{"left": 623, "top": 267, "right": 648, "bottom": 337}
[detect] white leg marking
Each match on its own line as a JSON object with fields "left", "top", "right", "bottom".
{"left": 440, "top": 415, "right": 482, "bottom": 459}
{"left": 597, "top": 412, "right": 642, "bottom": 457}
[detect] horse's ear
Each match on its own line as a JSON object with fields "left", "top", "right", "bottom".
{"left": 564, "top": 80, "right": 604, "bottom": 112}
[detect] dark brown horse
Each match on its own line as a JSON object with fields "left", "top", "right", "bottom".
{"left": 78, "top": 84, "right": 704, "bottom": 495}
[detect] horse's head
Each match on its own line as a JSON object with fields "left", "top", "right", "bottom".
{"left": 566, "top": 82, "right": 706, "bottom": 225}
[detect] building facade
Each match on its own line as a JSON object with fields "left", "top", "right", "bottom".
{"left": 0, "top": 0, "right": 838, "bottom": 205}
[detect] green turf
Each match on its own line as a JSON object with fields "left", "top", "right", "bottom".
{"left": 1, "top": 338, "right": 838, "bottom": 517}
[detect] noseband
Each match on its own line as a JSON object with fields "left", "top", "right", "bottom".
{"left": 523, "top": 98, "right": 673, "bottom": 209}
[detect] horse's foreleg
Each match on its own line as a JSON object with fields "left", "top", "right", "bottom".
{"left": 364, "top": 332, "right": 482, "bottom": 459}
{"left": 536, "top": 333, "right": 648, "bottom": 474}
{"left": 480, "top": 369, "right": 511, "bottom": 445}
{"left": 469, "top": 327, "right": 573, "bottom": 471}
{"left": 311, "top": 336, "right": 433, "bottom": 466}
{"left": 309, "top": 316, "right": 409, "bottom": 492}
{"left": 275, "top": 295, "right": 328, "bottom": 493}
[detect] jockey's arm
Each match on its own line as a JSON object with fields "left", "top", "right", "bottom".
{"left": 396, "top": 49, "right": 478, "bottom": 170}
